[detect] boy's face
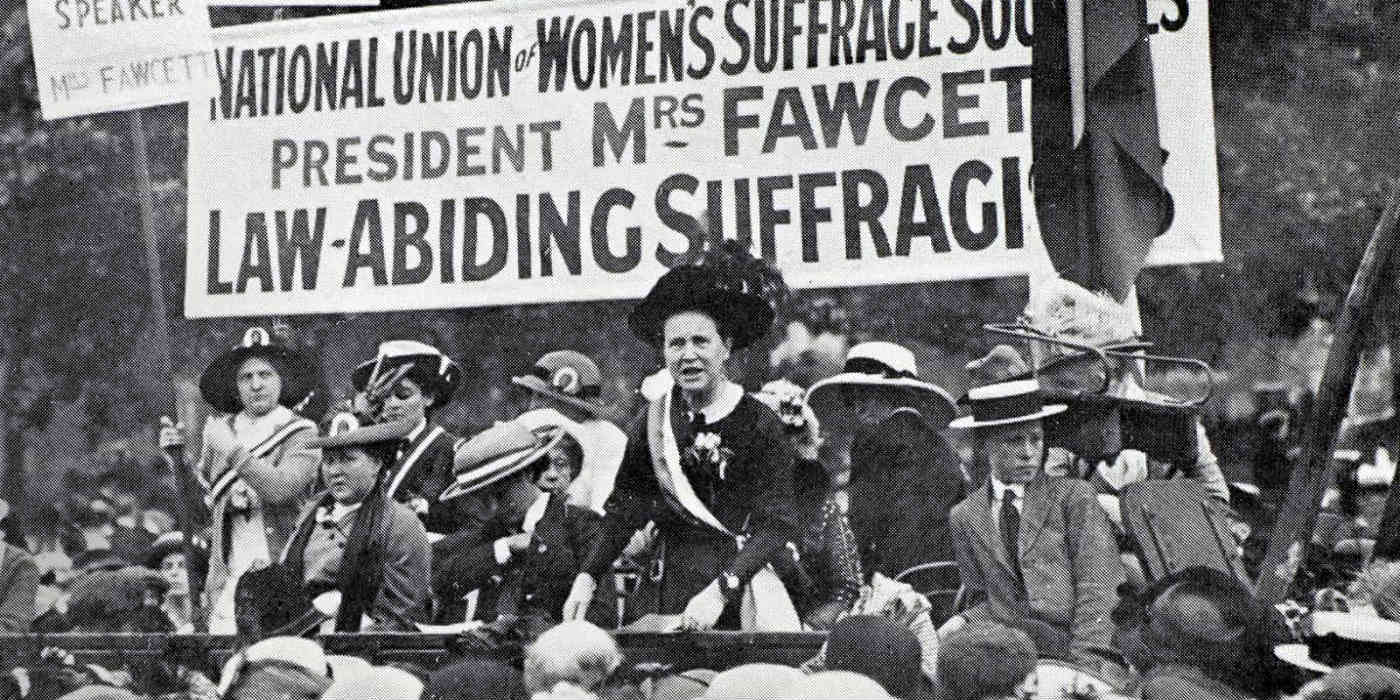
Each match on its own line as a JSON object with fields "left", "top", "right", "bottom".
{"left": 534, "top": 445, "right": 578, "bottom": 496}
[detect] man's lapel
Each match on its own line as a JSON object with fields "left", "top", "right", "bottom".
{"left": 1018, "top": 474, "right": 1055, "bottom": 559}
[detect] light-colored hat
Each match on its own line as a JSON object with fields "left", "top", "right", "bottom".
{"left": 703, "top": 663, "right": 805, "bottom": 700}
{"left": 807, "top": 342, "right": 958, "bottom": 428}
{"left": 948, "top": 379, "right": 1067, "bottom": 430}
{"left": 1274, "top": 611, "right": 1400, "bottom": 674}
{"left": 780, "top": 671, "right": 893, "bottom": 699}
{"left": 1020, "top": 278, "right": 1151, "bottom": 371}
{"left": 512, "top": 350, "right": 605, "bottom": 418}
{"left": 351, "top": 340, "right": 461, "bottom": 404}
{"left": 322, "top": 666, "right": 422, "bottom": 700}
{"left": 440, "top": 420, "right": 566, "bottom": 501}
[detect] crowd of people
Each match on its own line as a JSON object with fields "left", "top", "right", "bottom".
{"left": 0, "top": 244, "right": 1398, "bottom": 699}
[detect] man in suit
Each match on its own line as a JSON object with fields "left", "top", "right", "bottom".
{"left": 945, "top": 375, "right": 1124, "bottom": 669}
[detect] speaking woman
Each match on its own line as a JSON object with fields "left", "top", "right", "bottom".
{"left": 563, "top": 242, "right": 800, "bottom": 631}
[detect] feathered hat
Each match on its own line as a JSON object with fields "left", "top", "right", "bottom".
{"left": 351, "top": 340, "right": 462, "bottom": 406}
{"left": 628, "top": 241, "right": 785, "bottom": 350}
{"left": 1020, "top": 277, "right": 1151, "bottom": 372}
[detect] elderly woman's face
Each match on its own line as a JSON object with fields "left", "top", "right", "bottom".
{"left": 237, "top": 356, "right": 283, "bottom": 417}
{"left": 322, "top": 447, "right": 380, "bottom": 505}
{"left": 664, "top": 311, "right": 731, "bottom": 400}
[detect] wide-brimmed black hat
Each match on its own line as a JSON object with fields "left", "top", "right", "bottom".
{"left": 351, "top": 340, "right": 462, "bottom": 405}
{"left": 629, "top": 263, "right": 775, "bottom": 351}
{"left": 199, "top": 327, "right": 315, "bottom": 414}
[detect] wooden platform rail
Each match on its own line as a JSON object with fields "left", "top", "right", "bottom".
{"left": 0, "top": 632, "right": 829, "bottom": 672}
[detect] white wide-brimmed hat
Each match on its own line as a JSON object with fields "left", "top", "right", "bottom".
{"left": 947, "top": 379, "right": 1067, "bottom": 430}
{"left": 439, "top": 420, "right": 566, "bottom": 501}
{"left": 807, "top": 342, "right": 958, "bottom": 428}
{"left": 351, "top": 340, "right": 461, "bottom": 405}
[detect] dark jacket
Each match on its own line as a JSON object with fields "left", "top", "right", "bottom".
{"left": 431, "top": 496, "right": 614, "bottom": 627}
{"left": 383, "top": 422, "right": 461, "bottom": 533}
{"left": 848, "top": 410, "right": 966, "bottom": 579}
{"left": 582, "top": 390, "right": 798, "bottom": 619}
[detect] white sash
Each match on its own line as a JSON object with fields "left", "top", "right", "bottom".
{"left": 647, "top": 391, "right": 800, "bottom": 632}
{"left": 206, "top": 416, "right": 315, "bottom": 508}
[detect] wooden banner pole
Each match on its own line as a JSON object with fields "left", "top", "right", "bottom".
{"left": 129, "top": 109, "right": 206, "bottom": 631}
{"left": 1256, "top": 178, "right": 1400, "bottom": 603}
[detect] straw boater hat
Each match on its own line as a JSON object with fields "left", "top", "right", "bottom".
{"left": 351, "top": 340, "right": 462, "bottom": 405}
{"left": 511, "top": 350, "right": 605, "bottom": 418}
{"left": 200, "top": 327, "right": 315, "bottom": 414}
{"left": 806, "top": 342, "right": 959, "bottom": 429}
{"left": 1275, "top": 611, "right": 1400, "bottom": 673}
{"left": 1020, "top": 278, "right": 1152, "bottom": 373}
{"left": 949, "top": 344, "right": 1067, "bottom": 429}
{"left": 628, "top": 244, "right": 777, "bottom": 350}
{"left": 307, "top": 413, "right": 418, "bottom": 452}
{"left": 439, "top": 420, "right": 566, "bottom": 501}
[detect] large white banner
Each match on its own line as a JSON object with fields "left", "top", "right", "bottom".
{"left": 185, "top": 0, "right": 1219, "bottom": 318}
{"left": 28, "top": 0, "right": 213, "bottom": 119}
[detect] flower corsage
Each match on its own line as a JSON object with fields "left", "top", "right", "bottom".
{"left": 684, "top": 432, "right": 736, "bottom": 481}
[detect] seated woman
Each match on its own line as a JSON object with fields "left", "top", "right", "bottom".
{"left": 518, "top": 432, "right": 617, "bottom": 626}
{"left": 280, "top": 414, "right": 432, "bottom": 632}
{"left": 145, "top": 531, "right": 209, "bottom": 633}
{"left": 434, "top": 421, "right": 613, "bottom": 627}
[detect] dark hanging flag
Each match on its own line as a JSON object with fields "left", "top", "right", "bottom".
{"left": 1031, "top": 0, "right": 1175, "bottom": 303}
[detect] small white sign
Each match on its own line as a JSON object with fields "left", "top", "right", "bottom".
{"left": 27, "top": 0, "right": 215, "bottom": 119}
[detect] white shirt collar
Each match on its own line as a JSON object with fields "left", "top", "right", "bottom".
{"left": 406, "top": 419, "right": 428, "bottom": 443}
{"left": 522, "top": 492, "right": 551, "bottom": 535}
{"left": 991, "top": 477, "right": 1024, "bottom": 503}
{"left": 685, "top": 381, "right": 744, "bottom": 424}
{"left": 318, "top": 501, "right": 362, "bottom": 525}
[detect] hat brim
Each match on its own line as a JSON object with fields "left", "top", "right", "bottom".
{"left": 307, "top": 419, "right": 418, "bottom": 450}
{"left": 351, "top": 356, "right": 461, "bottom": 403}
{"left": 1274, "top": 643, "right": 1331, "bottom": 674}
{"left": 440, "top": 428, "right": 566, "bottom": 501}
{"left": 511, "top": 375, "right": 602, "bottom": 418}
{"left": 628, "top": 267, "right": 774, "bottom": 350}
{"left": 200, "top": 345, "right": 314, "bottom": 414}
{"left": 807, "top": 374, "right": 959, "bottom": 429}
{"left": 948, "top": 404, "right": 1068, "bottom": 430}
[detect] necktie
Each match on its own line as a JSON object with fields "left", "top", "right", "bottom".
{"left": 1000, "top": 491, "right": 1023, "bottom": 584}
